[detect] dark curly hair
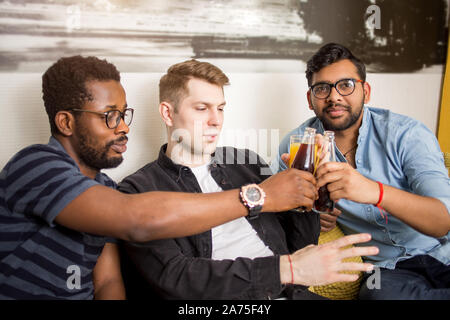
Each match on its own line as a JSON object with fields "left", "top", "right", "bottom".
{"left": 42, "top": 55, "right": 120, "bottom": 135}
{"left": 306, "top": 43, "right": 366, "bottom": 87}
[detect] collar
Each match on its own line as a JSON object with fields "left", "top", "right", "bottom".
{"left": 157, "top": 144, "right": 225, "bottom": 181}
{"left": 357, "top": 106, "right": 370, "bottom": 144}
{"left": 49, "top": 135, "right": 68, "bottom": 153}
{"left": 157, "top": 144, "right": 187, "bottom": 179}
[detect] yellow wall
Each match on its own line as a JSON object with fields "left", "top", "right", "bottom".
{"left": 438, "top": 36, "right": 450, "bottom": 153}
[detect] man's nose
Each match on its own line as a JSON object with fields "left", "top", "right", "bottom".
{"left": 115, "top": 117, "right": 130, "bottom": 134}
{"left": 326, "top": 85, "right": 343, "bottom": 103}
{"left": 208, "top": 109, "right": 221, "bottom": 126}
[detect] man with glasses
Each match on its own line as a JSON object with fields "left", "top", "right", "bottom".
{"left": 0, "top": 55, "right": 326, "bottom": 300}
{"left": 272, "top": 43, "right": 450, "bottom": 299}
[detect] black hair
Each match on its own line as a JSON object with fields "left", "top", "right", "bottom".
{"left": 42, "top": 55, "right": 120, "bottom": 135}
{"left": 306, "top": 43, "right": 366, "bottom": 86}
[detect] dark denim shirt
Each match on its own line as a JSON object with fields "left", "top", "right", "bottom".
{"left": 118, "top": 144, "right": 320, "bottom": 300}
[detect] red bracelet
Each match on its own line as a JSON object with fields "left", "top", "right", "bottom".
{"left": 375, "top": 181, "right": 388, "bottom": 223}
{"left": 287, "top": 255, "right": 294, "bottom": 285}
{"left": 375, "top": 181, "right": 384, "bottom": 207}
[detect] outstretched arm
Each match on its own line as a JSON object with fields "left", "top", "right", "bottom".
{"left": 55, "top": 168, "right": 319, "bottom": 242}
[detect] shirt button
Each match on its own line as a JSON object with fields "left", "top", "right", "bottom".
{"left": 221, "top": 180, "right": 226, "bottom": 185}
{"left": 357, "top": 159, "right": 362, "bottom": 164}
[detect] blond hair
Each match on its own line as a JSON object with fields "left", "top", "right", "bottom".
{"left": 159, "top": 59, "right": 229, "bottom": 112}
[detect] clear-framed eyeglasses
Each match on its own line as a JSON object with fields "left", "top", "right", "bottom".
{"left": 71, "top": 108, "right": 134, "bottom": 129}
{"left": 310, "top": 78, "right": 364, "bottom": 99}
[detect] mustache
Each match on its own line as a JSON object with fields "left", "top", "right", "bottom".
{"left": 106, "top": 135, "right": 128, "bottom": 148}
{"left": 324, "top": 103, "right": 351, "bottom": 112}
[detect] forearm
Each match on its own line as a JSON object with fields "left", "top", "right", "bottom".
{"left": 380, "top": 184, "right": 450, "bottom": 238}
{"left": 127, "top": 189, "right": 248, "bottom": 242}
{"left": 58, "top": 169, "right": 316, "bottom": 241}
{"left": 92, "top": 243, "right": 126, "bottom": 300}
{"left": 279, "top": 255, "right": 293, "bottom": 285}
{"left": 94, "top": 280, "right": 126, "bottom": 300}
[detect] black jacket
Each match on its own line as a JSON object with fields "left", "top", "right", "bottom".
{"left": 118, "top": 145, "right": 321, "bottom": 300}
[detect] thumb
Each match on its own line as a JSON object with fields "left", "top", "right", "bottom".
{"left": 281, "top": 153, "right": 290, "bottom": 166}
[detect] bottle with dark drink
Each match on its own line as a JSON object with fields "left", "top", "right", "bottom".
{"left": 313, "top": 130, "right": 336, "bottom": 214}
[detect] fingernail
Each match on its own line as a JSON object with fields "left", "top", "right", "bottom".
{"left": 367, "top": 265, "right": 374, "bottom": 272}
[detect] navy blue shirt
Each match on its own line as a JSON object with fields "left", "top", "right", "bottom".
{"left": 0, "top": 137, "right": 116, "bottom": 299}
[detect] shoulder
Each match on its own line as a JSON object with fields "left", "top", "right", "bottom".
{"left": 2, "top": 142, "right": 77, "bottom": 183}
{"left": 118, "top": 160, "right": 160, "bottom": 193}
{"left": 366, "top": 106, "right": 434, "bottom": 140}
{"left": 96, "top": 172, "right": 117, "bottom": 189}
{"left": 5, "top": 142, "right": 74, "bottom": 169}
{"left": 367, "top": 107, "right": 417, "bottom": 127}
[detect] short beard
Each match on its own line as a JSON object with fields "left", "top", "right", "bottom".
{"left": 316, "top": 99, "right": 364, "bottom": 131}
{"left": 76, "top": 129, "right": 124, "bottom": 171}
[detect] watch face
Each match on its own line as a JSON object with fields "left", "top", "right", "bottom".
{"left": 246, "top": 187, "right": 261, "bottom": 202}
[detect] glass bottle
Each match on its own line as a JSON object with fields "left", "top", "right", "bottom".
{"left": 313, "top": 130, "right": 336, "bottom": 214}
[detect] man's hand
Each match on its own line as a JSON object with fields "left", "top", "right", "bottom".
{"left": 260, "top": 168, "right": 318, "bottom": 212}
{"left": 280, "top": 153, "right": 290, "bottom": 167}
{"left": 315, "top": 162, "right": 379, "bottom": 204}
{"left": 320, "top": 207, "right": 342, "bottom": 232}
{"left": 280, "top": 233, "right": 379, "bottom": 286}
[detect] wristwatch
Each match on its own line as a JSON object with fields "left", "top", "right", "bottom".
{"left": 239, "top": 184, "right": 266, "bottom": 219}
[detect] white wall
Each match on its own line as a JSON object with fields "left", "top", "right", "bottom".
{"left": 0, "top": 70, "right": 444, "bottom": 182}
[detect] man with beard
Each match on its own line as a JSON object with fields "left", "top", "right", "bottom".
{"left": 0, "top": 56, "right": 325, "bottom": 300}
{"left": 272, "top": 43, "right": 450, "bottom": 299}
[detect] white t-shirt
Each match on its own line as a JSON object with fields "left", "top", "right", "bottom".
{"left": 190, "top": 163, "right": 274, "bottom": 260}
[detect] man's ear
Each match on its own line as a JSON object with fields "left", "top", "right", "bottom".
{"left": 159, "top": 102, "right": 175, "bottom": 127}
{"left": 306, "top": 90, "right": 314, "bottom": 110}
{"left": 54, "top": 111, "right": 75, "bottom": 137}
{"left": 363, "top": 81, "right": 371, "bottom": 104}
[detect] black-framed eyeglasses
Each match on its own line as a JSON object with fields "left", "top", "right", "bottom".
{"left": 310, "top": 78, "right": 364, "bottom": 99}
{"left": 71, "top": 108, "right": 134, "bottom": 129}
